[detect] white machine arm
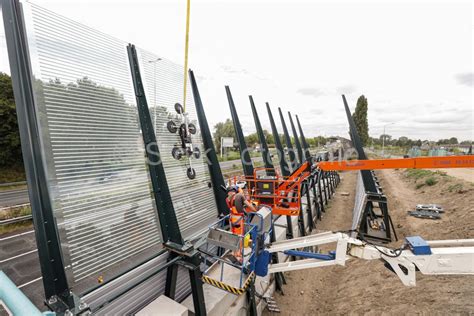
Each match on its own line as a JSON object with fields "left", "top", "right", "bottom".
{"left": 266, "top": 232, "right": 474, "bottom": 286}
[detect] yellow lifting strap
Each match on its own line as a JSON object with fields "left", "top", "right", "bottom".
{"left": 183, "top": 0, "right": 191, "bottom": 112}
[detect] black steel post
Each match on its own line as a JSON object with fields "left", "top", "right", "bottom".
{"left": 342, "top": 95, "right": 394, "bottom": 241}
{"left": 326, "top": 172, "right": 333, "bottom": 199}
{"left": 317, "top": 171, "right": 326, "bottom": 211}
{"left": 342, "top": 95, "right": 377, "bottom": 193}
{"left": 189, "top": 70, "right": 228, "bottom": 216}
{"left": 2, "top": 1, "right": 85, "bottom": 313}
{"left": 322, "top": 172, "right": 329, "bottom": 205}
{"left": 304, "top": 182, "right": 314, "bottom": 231}
{"left": 266, "top": 103, "right": 294, "bottom": 239}
{"left": 278, "top": 108, "right": 298, "bottom": 171}
{"left": 249, "top": 96, "right": 275, "bottom": 176}
{"left": 266, "top": 103, "right": 289, "bottom": 177}
{"left": 288, "top": 112, "right": 304, "bottom": 165}
{"left": 164, "top": 258, "right": 179, "bottom": 299}
{"left": 226, "top": 86, "right": 254, "bottom": 177}
{"left": 295, "top": 115, "right": 312, "bottom": 162}
{"left": 246, "top": 278, "right": 258, "bottom": 316}
{"left": 311, "top": 175, "right": 321, "bottom": 220}
{"left": 185, "top": 256, "right": 207, "bottom": 316}
{"left": 128, "top": 44, "right": 185, "bottom": 247}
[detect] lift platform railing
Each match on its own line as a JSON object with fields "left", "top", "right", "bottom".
{"left": 201, "top": 214, "right": 266, "bottom": 294}
{"left": 227, "top": 168, "right": 308, "bottom": 216}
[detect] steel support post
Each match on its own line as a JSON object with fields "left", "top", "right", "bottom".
{"left": 342, "top": 95, "right": 395, "bottom": 241}
{"left": 298, "top": 202, "right": 306, "bottom": 236}
{"left": 269, "top": 228, "right": 285, "bottom": 293}
{"left": 295, "top": 115, "right": 312, "bottom": 162}
{"left": 266, "top": 103, "right": 293, "bottom": 239}
{"left": 189, "top": 70, "right": 228, "bottom": 216}
{"left": 246, "top": 279, "right": 258, "bottom": 316}
{"left": 317, "top": 172, "right": 326, "bottom": 211}
{"left": 249, "top": 96, "right": 275, "bottom": 176}
{"left": 128, "top": 45, "right": 206, "bottom": 314}
{"left": 164, "top": 258, "right": 179, "bottom": 299}
{"left": 2, "top": 1, "right": 85, "bottom": 313}
{"left": 322, "top": 173, "right": 329, "bottom": 204}
{"left": 184, "top": 256, "right": 207, "bottom": 316}
{"left": 226, "top": 86, "right": 254, "bottom": 177}
{"left": 288, "top": 112, "right": 304, "bottom": 165}
{"left": 311, "top": 176, "right": 322, "bottom": 220}
{"left": 304, "top": 182, "right": 314, "bottom": 231}
{"left": 278, "top": 108, "right": 298, "bottom": 172}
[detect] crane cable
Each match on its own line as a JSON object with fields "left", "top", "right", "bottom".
{"left": 183, "top": 0, "right": 191, "bottom": 113}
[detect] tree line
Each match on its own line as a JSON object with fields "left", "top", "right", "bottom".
{"left": 213, "top": 118, "right": 328, "bottom": 150}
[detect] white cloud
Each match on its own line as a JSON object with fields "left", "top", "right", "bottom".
{"left": 0, "top": 0, "right": 472, "bottom": 141}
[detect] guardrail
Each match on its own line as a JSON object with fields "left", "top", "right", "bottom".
{"left": 0, "top": 163, "right": 255, "bottom": 226}
{"left": 0, "top": 181, "right": 27, "bottom": 187}
{"left": 0, "top": 215, "right": 33, "bottom": 226}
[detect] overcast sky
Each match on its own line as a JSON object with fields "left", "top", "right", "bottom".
{"left": 1, "top": 0, "right": 473, "bottom": 141}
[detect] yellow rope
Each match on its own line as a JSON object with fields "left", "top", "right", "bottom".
{"left": 183, "top": 0, "right": 191, "bottom": 112}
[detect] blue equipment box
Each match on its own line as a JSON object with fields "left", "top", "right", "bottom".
{"left": 405, "top": 236, "right": 432, "bottom": 255}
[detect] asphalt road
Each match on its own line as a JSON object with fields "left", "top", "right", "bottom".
{"left": 0, "top": 228, "right": 45, "bottom": 310}
{"left": 0, "top": 189, "right": 29, "bottom": 208}
{"left": 0, "top": 157, "right": 263, "bottom": 310}
{"left": 0, "top": 158, "right": 262, "bottom": 209}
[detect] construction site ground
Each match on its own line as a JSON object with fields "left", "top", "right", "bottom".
{"left": 265, "top": 168, "right": 474, "bottom": 315}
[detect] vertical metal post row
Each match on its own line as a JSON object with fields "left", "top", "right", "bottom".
{"left": 278, "top": 108, "right": 298, "bottom": 172}
{"left": 1, "top": 0, "right": 85, "bottom": 313}
{"left": 288, "top": 112, "right": 307, "bottom": 235}
{"left": 226, "top": 86, "right": 254, "bottom": 177}
{"left": 266, "top": 103, "right": 294, "bottom": 239}
{"left": 189, "top": 70, "right": 228, "bottom": 215}
{"left": 249, "top": 96, "right": 275, "bottom": 176}
{"left": 288, "top": 112, "right": 304, "bottom": 165}
{"left": 295, "top": 115, "right": 312, "bottom": 162}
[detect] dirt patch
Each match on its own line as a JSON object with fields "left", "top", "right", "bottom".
{"left": 265, "top": 169, "right": 474, "bottom": 315}
{"left": 430, "top": 168, "right": 474, "bottom": 184}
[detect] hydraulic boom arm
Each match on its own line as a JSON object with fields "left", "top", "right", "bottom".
{"left": 266, "top": 232, "right": 474, "bottom": 286}
{"left": 318, "top": 155, "right": 474, "bottom": 171}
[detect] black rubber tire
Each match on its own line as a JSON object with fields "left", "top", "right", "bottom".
{"left": 188, "top": 123, "right": 197, "bottom": 134}
{"left": 172, "top": 147, "right": 182, "bottom": 160}
{"left": 174, "top": 103, "right": 184, "bottom": 114}
{"left": 187, "top": 167, "right": 196, "bottom": 179}
{"left": 193, "top": 147, "right": 201, "bottom": 159}
{"left": 167, "top": 120, "right": 178, "bottom": 133}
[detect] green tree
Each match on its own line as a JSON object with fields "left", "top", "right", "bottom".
{"left": 379, "top": 134, "right": 392, "bottom": 145}
{"left": 245, "top": 130, "right": 273, "bottom": 147}
{"left": 352, "top": 95, "right": 369, "bottom": 146}
{"left": 0, "top": 72, "right": 22, "bottom": 167}
{"left": 313, "top": 136, "right": 327, "bottom": 147}
{"left": 245, "top": 133, "right": 259, "bottom": 147}
{"left": 449, "top": 137, "right": 458, "bottom": 144}
{"left": 213, "top": 119, "right": 236, "bottom": 150}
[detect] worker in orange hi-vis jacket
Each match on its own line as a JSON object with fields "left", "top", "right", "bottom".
{"left": 225, "top": 185, "right": 256, "bottom": 263}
